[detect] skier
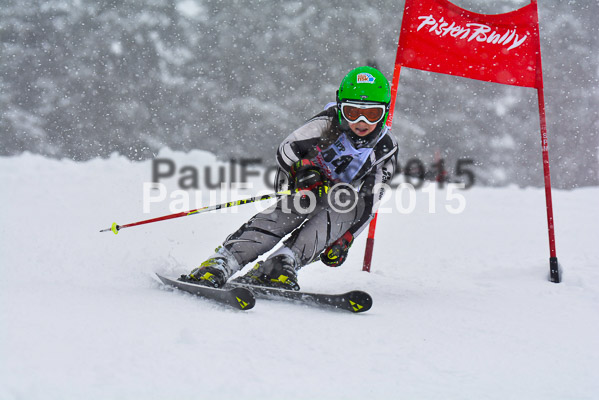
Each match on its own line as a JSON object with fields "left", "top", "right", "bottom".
{"left": 184, "top": 66, "right": 398, "bottom": 290}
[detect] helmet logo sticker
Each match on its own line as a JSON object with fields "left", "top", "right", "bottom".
{"left": 356, "top": 73, "right": 375, "bottom": 83}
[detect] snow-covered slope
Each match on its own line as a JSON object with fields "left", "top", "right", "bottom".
{"left": 1, "top": 150, "right": 598, "bottom": 400}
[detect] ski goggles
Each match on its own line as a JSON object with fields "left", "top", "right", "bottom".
{"left": 340, "top": 102, "right": 387, "bottom": 124}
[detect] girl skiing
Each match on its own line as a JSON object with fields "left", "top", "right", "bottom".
{"left": 185, "top": 66, "right": 398, "bottom": 290}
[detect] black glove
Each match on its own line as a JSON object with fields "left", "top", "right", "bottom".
{"left": 290, "top": 159, "right": 328, "bottom": 198}
{"left": 320, "top": 231, "right": 354, "bottom": 267}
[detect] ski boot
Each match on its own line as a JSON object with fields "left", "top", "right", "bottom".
{"left": 233, "top": 254, "right": 300, "bottom": 291}
{"left": 183, "top": 247, "right": 238, "bottom": 288}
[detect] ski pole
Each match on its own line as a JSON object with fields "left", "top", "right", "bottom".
{"left": 100, "top": 190, "right": 292, "bottom": 234}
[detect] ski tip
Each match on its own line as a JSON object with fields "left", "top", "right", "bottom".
{"left": 347, "top": 290, "right": 373, "bottom": 313}
{"left": 230, "top": 287, "right": 256, "bottom": 310}
{"left": 155, "top": 273, "right": 256, "bottom": 311}
{"left": 155, "top": 272, "right": 170, "bottom": 285}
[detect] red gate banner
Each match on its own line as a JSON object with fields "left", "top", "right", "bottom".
{"left": 397, "top": 0, "right": 540, "bottom": 88}
{"left": 365, "top": 0, "right": 560, "bottom": 282}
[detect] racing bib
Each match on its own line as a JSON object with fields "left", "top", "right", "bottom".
{"left": 313, "top": 130, "right": 385, "bottom": 183}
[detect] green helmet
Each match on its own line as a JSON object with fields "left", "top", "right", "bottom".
{"left": 338, "top": 66, "right": 391, "bottom": 103}
{"left": 336, "top": 66, "right": 391, "bottom": 125}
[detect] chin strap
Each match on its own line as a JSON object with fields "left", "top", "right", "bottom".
{"left": 346, "top": 122, "right": 385, "bottom": 148}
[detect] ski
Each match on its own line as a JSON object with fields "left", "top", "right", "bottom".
{"left": 155, "top": 273, "right": 255, "bottom": 311}
{"left": 227, "top": 282, "right": 372, "bottom": 313}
